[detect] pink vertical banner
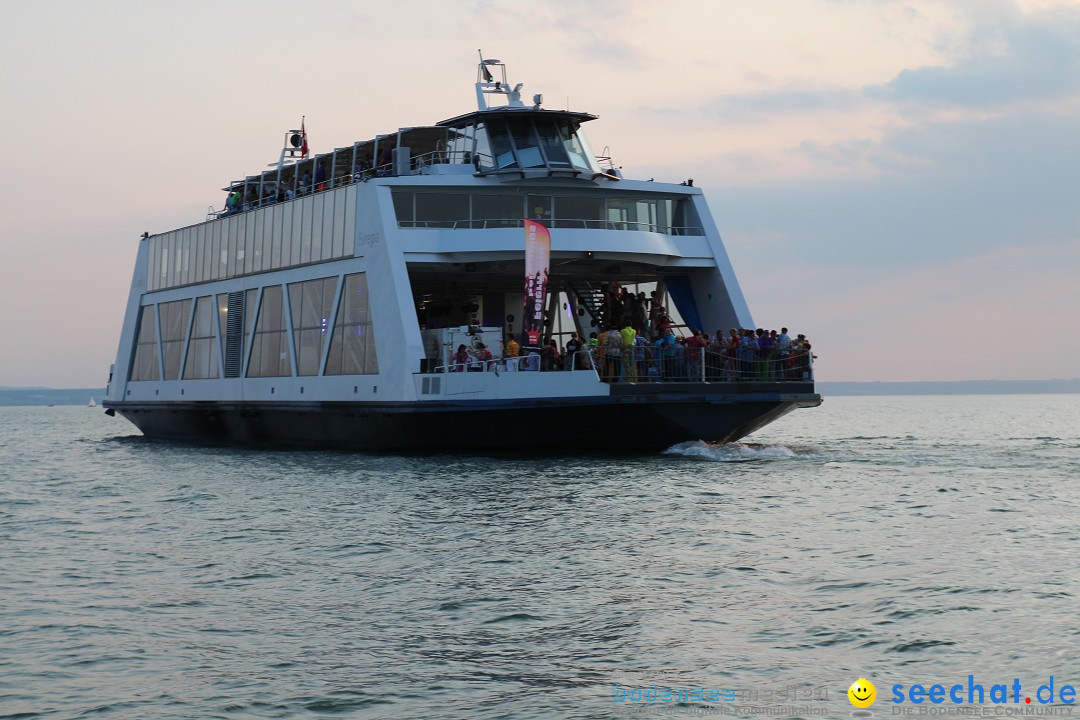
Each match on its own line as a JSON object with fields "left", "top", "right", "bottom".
{"left": 522, "top": 219, "right": 551, "bottom": 350}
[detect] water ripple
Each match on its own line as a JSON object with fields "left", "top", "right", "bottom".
{"left": 1, "top": 397, "right": 1078, "bottom": 719}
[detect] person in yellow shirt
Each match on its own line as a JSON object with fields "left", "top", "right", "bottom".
{"left": 620, "top": 323, "right": 637, "bottom": 381}
{"left": 504, "top": 335, "right": 521, "bottom": 371}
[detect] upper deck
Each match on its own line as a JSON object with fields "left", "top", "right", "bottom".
{"left": 140, "top": 58, "right": 712, "bottom": 294}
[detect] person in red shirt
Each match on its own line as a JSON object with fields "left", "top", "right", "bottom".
{"left": 685, "top": 329, "right": 708, "bottom": 381}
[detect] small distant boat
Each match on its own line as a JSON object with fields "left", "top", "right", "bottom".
{"left": 88, "top": 397, "right": 97, "bottom": 408}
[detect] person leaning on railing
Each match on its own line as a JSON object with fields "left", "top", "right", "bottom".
{"left": 451, "top": 344, "right": 471, "bottom": 372}
{"left": 620, "top": 323, "right": 637, "bottom": 381}
{"left": 564, "top": 331, "right": 583, "bottom": 370}
{"left": 476, "top": 342, "right": 493, "bottom": 369}
{"left": 601, "top": 325, "right": 622, "bottom": 382}
{"left": 503, "top": 335, "right": 520, "bottom": 371}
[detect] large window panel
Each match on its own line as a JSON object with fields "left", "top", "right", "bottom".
{"left": 166, "top": 234, "right": 177, "bottom": 288}
{"left": 527, "top": 194, "right": 552, "bottom": 223}
{"left": 183, "top": 296, "right": 220, "bottom": 379}
{"left": 197, "top": 225, "right": 209, "bottom": 283}
{"left": 559, "top": 121, "right": 599, "bottom": 172}
{"left": 210, "top": 222, "right": 222, "bottom": 281}
{"left": 261, "top": 206, "right": 274, "bottom": 271}
{"left": 554, "top": 196, "right": 605, "bottom": 229}
{"left": 290, "top": 199, "right": 304, "bottom": 266}
{"left": 472, "top": 194, "right": 524, "bottom": 228}
{"left": 534, "top": 117, "right": 571, "bottom": 168}
{"left": 252, "top": 212, "right": 265, "bottom": 272}
{"left": 414, "top": 193, "right": 469, "bottom": 228}
{"left": 244, "top": 215, "right": 257, "bottom": 274}
{"left": 322, "top": 191, "right": 337, "bottom": 260}
{"left": 181, "top": 230, "right": 192, "bottom": 285}
{"left": 392, "top": 191, "right": 414, "bottom": 224}
{"left": 247, "top": 285, "right": 291, "bottom": 377}
{"left": 288, "top": 277, "right": 338, "bottom": 376}
{"left": 279, "top": 203, "right": 293, "bottom": 269}
{"left": 325, "top": 273, "right": 377, "bottom": 375}
{"left": 485, "top": 118, "right": 516, "bottom": 169}
{"left": 300, "top": 196, "right": 313, "bottom": 264}
{"left": 417, "top": 193, "right": 468, "bottom": 227}
{"left": 159, "top": 299, "right": 192, "bottom": 380}
{"left": 311, "top": 193, "right": 324, "bottom": 261}
{"left": 129, "top": 305, "right": 160, "bottom": 381}
{"left": 473, "top": 122, "right": 493, "bottom": 171}
{"left": 341, "top": 188, "right": 356, "bottom": 255}
{"left": 606, "top": 197, "right": 661, "bottom": 231}
{"left": 226, "top": 217, "right": 238, "bottom": 277}
{"left": 331, "top": 188, "right": 346, "bottom": 258}
{"left": 507, "top": 117, "right": 544, "bottom": 168}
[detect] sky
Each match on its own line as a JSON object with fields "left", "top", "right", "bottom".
{"left": 0, "top": 0, "right": 1077, "bottom": 386}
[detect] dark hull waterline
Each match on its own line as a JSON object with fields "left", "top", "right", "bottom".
{"left": 104, "top": 383, "right": 821, "bottom": 452}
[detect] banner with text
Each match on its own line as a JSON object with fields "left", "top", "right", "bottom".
{"left": 522, "top": 219, "right": 551, "bottom": 350}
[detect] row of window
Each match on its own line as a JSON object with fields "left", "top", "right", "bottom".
{"left": 129, "top": 273, "right": 377, "bottom": 381}
{"left": 391, "top": 191, "right": 701, "bottom": 234}
{"left": 442, "top": 116, "right": 600, "bottom": 175}
{"left": 146, "top": 185, "right": 357, "bottom": 292}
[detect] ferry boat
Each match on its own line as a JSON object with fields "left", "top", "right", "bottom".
{"left": 102, "top": 57, "right": 821, "bottom": 451}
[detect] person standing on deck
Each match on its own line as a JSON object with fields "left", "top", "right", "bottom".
{"left": 504, "top": 334, "right": 520, "bottom": 371}
{"left": 620, "top": 322, "right": 637, "bottom": 382}
{"left": 564, "top": 331, "right": 583, "bottom": 370}
{"left": 602, "top": 325, "right": 622, "bottom": 382}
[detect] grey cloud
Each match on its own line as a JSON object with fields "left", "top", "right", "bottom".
{"left": 702, "top": 3, "right": 1080, "bottom": 123}
{"left": 870, "top": 6, "right": 1080, "bottom": 108}
{"left": 702, "top": 87, "right": 860, "bottom": 123}
{"left": 683, "top": 109, "right": 1080, "bottom": 269}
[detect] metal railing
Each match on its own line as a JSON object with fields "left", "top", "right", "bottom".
{"left": 431, "top": 350, "right": 599, "bottom": 376}
{"left": 398, "top": 218, "right": 704, "bottom": 234}
{"left": 589, "top": 346, "right": 815, "bottom": 383}
{"left": 206, "top": 151, "right": 478, "bottom": 221}
{"left": 424, "top": 346, "right": 813, "bottom": 384}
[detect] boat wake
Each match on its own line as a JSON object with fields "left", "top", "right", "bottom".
{"left": 662, "top": 440, "right": 801, "bottom": 462}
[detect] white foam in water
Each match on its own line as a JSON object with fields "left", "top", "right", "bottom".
{"left": 663, "top": 440, "right": 797, "bottom": 461}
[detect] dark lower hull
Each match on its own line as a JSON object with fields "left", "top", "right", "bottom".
{"left": 104, "top": 383, "right": 821, "bottom": 452}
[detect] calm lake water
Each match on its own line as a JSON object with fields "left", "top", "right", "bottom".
{"left": 1, "top": 395, "right": 1078, "bottom": 719}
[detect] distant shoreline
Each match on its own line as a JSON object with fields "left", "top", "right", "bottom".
{"left": 816, "top": 379, "right": 1080, "bottom": 396}
{"left": 1, "top": 379, "right": 1078, "bottom": 406}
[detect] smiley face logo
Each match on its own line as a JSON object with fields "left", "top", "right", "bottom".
{"left": 848, "top": 678, "right": 876, "bottom": 708}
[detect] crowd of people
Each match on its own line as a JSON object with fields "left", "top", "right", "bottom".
{"left": 585, "top": 325, "right": 816, "bottom": 383}
{"left": 220, "top": 146, "right": 400, "bottom": 217}
{"left": 567, "top": 280, "right": 815, "bottom": 382}
{"left": 444, "top": 281, "right": 814, "bottom": 381}
{"left": 448, "top": 325, "right": 815, "bottom": 382}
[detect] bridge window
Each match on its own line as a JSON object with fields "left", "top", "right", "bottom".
{"left": 390, "top": 190, "right": 701, "bottom": 235}
{"left": 534, "top": 117, "right": 571, "bottom": 168}
{"left": 553, "top": 196, "right": 604, "bottom": 229}
{"left": 472, "top": 116, "right": 599, "bottom": 174}
{"left": 473, "top": 194, "right": 525, "bottom": 228}
{"left": 415, "top": 193, "right": 469, "bottom": 228}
